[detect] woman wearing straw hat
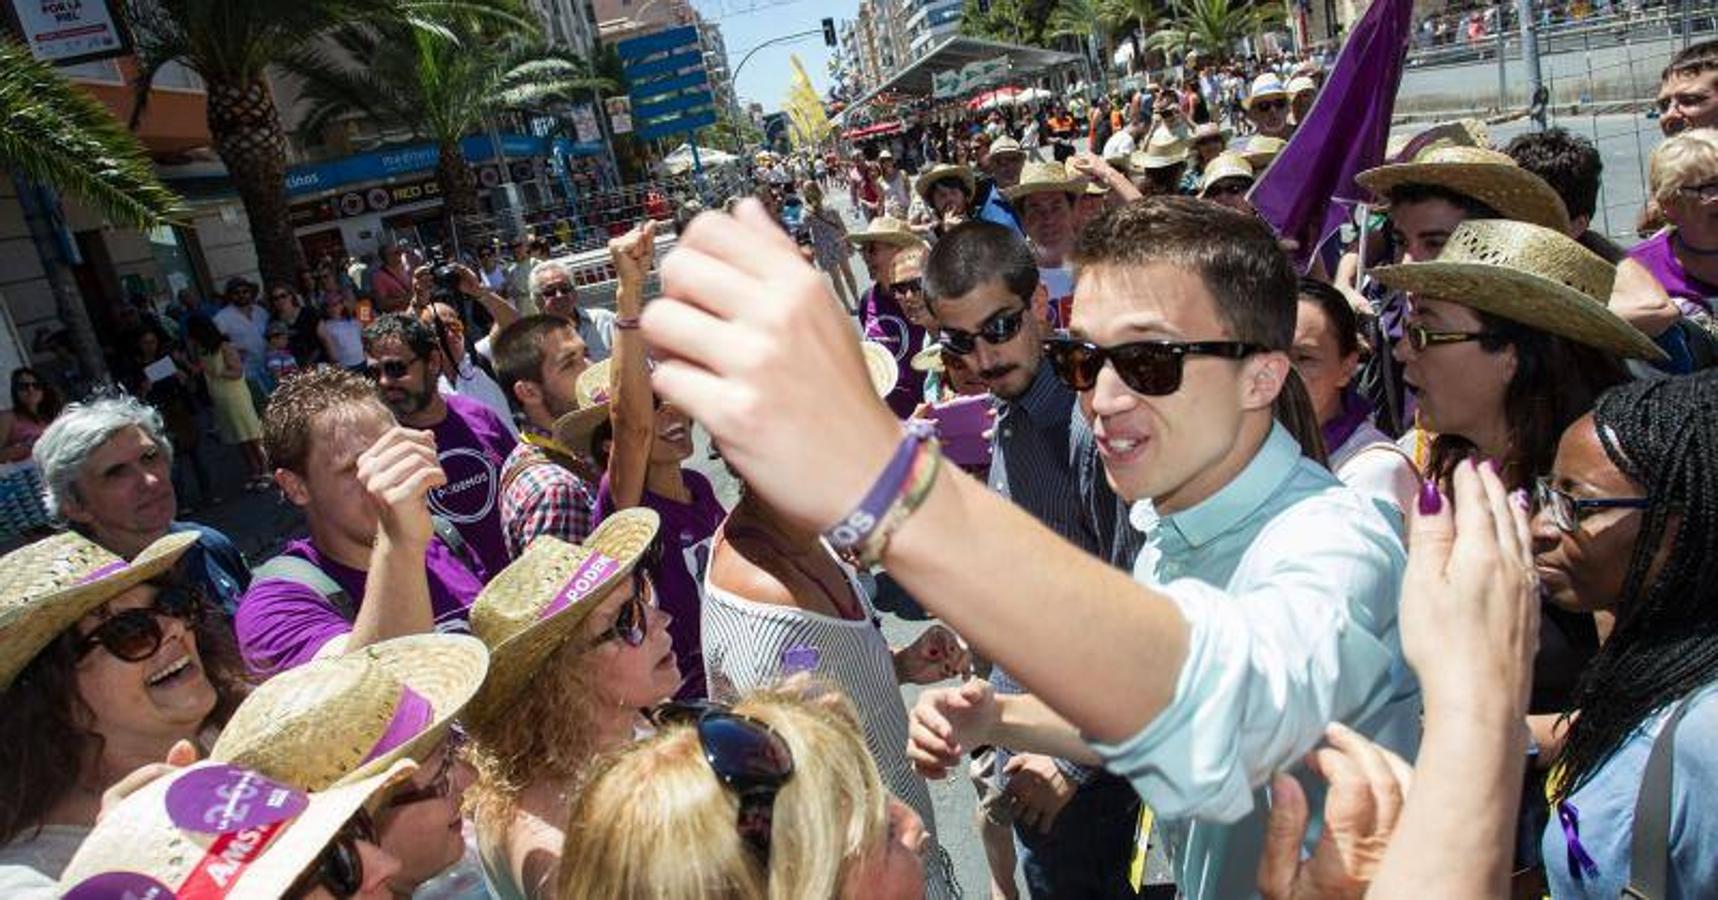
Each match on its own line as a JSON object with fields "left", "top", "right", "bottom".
{"left": 462, "top": 508, "right": 671, "bottom": 900}
{"left": 57, "top": 759, "right": 413, "bottom": 900}
{"left": 0, "top": 531, "right": 249, "bottom": 894}
{"left": 558, "top": 681, "right": 932, "bottom": 900}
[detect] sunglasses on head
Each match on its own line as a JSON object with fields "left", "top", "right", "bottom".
{"left": 364, "top": 358, "right": 415, "bottom": 381}
{"left": 1042, "top": 336, "right": 1265, "bottom": 395}
{"left": 285, "top": 808, "right": 376, "bottom": 900}
{"left": 939, "top": 305, "right": 1029, "bottom": 355}
{"left": 385, "top": 729, "right": 466, "bottom": 810}
{"left": 889, "top": 277, "right": 923, "bottom": 295}
{"left": 648, "top": 700, "right": 795, "bottom": 866}
{"left": 75, "top": 584, "right": 205, "bottom": 662}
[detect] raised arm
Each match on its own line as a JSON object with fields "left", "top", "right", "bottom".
{"left": 344, "top": 427, "right": 445, "bottom": 653}
{"left": 606, "top": 221, "right": 658, "bottom": 509}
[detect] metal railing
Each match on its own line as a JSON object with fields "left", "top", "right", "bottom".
{"left": 1405, "top": 2, "right": 1718, "bottom": 70}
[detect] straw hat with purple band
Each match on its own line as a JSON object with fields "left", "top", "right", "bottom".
{"left": 1369, "top": 219, "right": 1666, "bottom": 362}
{"left": 58, "top": 758, "right": 415, "bottom": 900}
{"left": 1356, "top": 144, "right": 1571, "bottom": 234}
{"left": 1244, "top": 73, "right": 1290, "bottom": 110}
{"left": 466, "top": 508, "right": 661, "bottom": 725}
{"left": 913, "top": 164, "right": 977, "bottom": 204}
{"left": 1240, "top": 135, "right": 1288, "bottom": 170}
{"left": 847, "top": 215, "right": 926, "bottom": 248}
{"left": 552, "top": 358, "right": 615, "bottom": 462}
{"left": 209, "top": 634, "right": 489, "bottom": 790}
{"left": 1199, "top": 152, "right": 1255, "bottom": 196}
{"left": 0, "top": 530, "right": 198, "bottom": 690}
{"left": 1385, "top": 118, "right": 1491, "bottom": 163}
{"left": 1004, "top": 160, "right": 1087, "bottom": 201}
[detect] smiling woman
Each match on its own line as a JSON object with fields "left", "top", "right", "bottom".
{"left": 0, "top": 531, "right": 249, "bottom": 896}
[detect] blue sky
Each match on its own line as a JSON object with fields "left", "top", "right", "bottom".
{"left": 694, "top": 0, "right": 862, "bottom": 113}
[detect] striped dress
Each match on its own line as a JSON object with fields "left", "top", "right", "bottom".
{"left": 702, "top": 552, "right": 960, "bottom": 899}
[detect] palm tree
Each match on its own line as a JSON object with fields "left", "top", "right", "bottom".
{"left": 1148, "top": 0, "right": 1284, "bottom": 62}
{"left": 123, "top": 0, "right": 528, "bottom": 287}
{"left": 1104, "top": 0, "right": 1164, "bottom": 71}
{"left": 0, "top": 40, "right": 184, "bottom": 229}
{"left": 287, "top": 20, "right": 614, "bottom": 227}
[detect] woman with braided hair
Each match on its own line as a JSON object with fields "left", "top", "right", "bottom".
{"left": 1532, "top": 369, "right": 1718, "bottom": 898}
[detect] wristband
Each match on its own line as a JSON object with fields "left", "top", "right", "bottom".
{"left": 826, "top": 420, "right": 935, "bottom": 556}
{"left": 851, "top": 438, "right": 942, "bottom": 568}
{"left": 615, "top": 316, "right": 642, "bottom": 330}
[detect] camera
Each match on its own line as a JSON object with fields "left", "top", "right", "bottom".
{"left": 425, "top": 246, "right": 462, "bottom": 302}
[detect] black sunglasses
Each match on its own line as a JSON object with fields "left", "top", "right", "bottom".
{"left": 591, "top": 573, "right": 657, "bottom": 648}
{"left": 364, "top": 358, "right": 415, "bottom": 381}
{"left": 649, "top": 700, "right": 796, "bottom": 865}
{"left": 75, "top": 585, "right": 205, "bottom": 662}
{"left": 1043, "top": 336, "right": 1265, "bottom": 395}
{"left": 385, "top": 730, "right": 466, "bottom": 809}
{"left": 939, "top": 305, "right": 1029, "bottom": 355}
{"left": 539, "top": 282, "right": 576, "bottom": 299}
{"left": 889, "top": 277, "right": 924, "bottom": 295}
{"left": 285, "top": 808, "right": 376, "bottom": 900}
{"left": 1251, "top": 99, "right": 1288, "bottom": 113}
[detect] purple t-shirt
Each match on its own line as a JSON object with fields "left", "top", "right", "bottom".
{"left": 1628, "top": 229, "right": 1717, "bottom": 317}
{"left": 595, "top": 468, "right": 724, "bottom": 699}
{"left": 861, "top": 283, "right": 929, "bottom": 419}
{"left": 234, "top": 537, "right": 484, "bottom": 674}
{"left": 428, "top": 393, "right": 518, "bottom": 578}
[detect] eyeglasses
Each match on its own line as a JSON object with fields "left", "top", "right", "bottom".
{"left": 1043, "top": 336, "right": 1265, "bottom": 395}
{"left": 385, "top": 730, "right": 466, "bottom": 809}
{"left": 75, "top": 585, "right": 205, "bottom": 661}
{"left": 1675, "top": 181, "right": 1718, "bottom": 203}
{"left": 1251, "top": 99, "right": 1288, "bottom": 113}
{"left": 363, "top": 359, "right": 415, "bottom": 381}
{"left": 1402, "top": 323, "right": 1498, "bottom": 352}
{"left": 939, "top": 305, "right": 1029, "bottom": 355}
{"left": 1532, "top": 477, "right": 1653, "bottom": 534}
{"left": 889, "top": 277, "right": 923, "bottom": 295}
{"left": 285, "top": 809, "right": 376, "bottom": 900}
{"left": 648, "top": 700, "right": 795, "bottom": 865}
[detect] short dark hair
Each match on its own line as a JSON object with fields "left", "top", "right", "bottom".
{"left": 1384, "top": 182, "right": 1501, "bottom": 219}
{"left": 492, "top": 314, "right": 575, "bottom": 409}
{"left": 923, "top": 221, "right": 1040, "bottom": 309}
{"left": 1505, "top": 128, "right": 1602, "bottom": 221}
{"left": 1070, "top": 197, "right": 1297, "bottom": 350}
{"left": 363, "top": 312, "right": 437, "bottom": 359}
{"left": 1296, "top": 278, "right": 1360, "bottom": 358}
{"left": 1663, "top": 38, "right": 1718, "bottom": 81}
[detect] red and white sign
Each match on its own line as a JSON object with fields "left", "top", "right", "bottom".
{"left": 9, "top": 0, "right": 128, "bottom": 65}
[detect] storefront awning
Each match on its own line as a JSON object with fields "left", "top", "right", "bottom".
{"left": 843, "top": 36, "right": 1083, "bottom": 115}
{"left": 843, "top": 120, "right": 903, "bottom": 141}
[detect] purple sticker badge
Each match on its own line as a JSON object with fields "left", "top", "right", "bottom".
{"left": 62, "top": 871, "right": 176, "bottom": 900}
{"left": 781, "top": 645, "right": 820, "bottom": 674}
{"left": 537, "top": 552, "right": 622, "bottom": 621}
{"left": 165, "top": 765, "right": 308, "bottom": 834}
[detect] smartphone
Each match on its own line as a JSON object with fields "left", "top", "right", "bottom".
{"left": 929, "top": 394, "right": 993, "bottom": 468}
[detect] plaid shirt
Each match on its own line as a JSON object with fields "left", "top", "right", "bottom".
{"left": 499, "top": 439, "right": 598, "bottom": 557}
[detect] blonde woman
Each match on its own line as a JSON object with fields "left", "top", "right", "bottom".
{"left": 558, "top": 681, "right": 929, "bottom": 900}
{"left": 803, "top": 180, "right": 860, "bottom": 311}
{"left": 463, "top": 509, "right": 678, "bottom": 900}
{"left": 1611, "top": 126, "right": 1718, "bottom": 368}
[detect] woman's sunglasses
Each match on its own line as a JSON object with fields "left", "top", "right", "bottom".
{"left": 285, "top": 809, "right": 376, "bottom": 900}
{"left": 648, "top": 700, "right": 795, "bottom": 865}
{"left": 1402, "top": 324, "right": 1498, "bottom": 352}
{"left": 1042, "top": 337, "right": 1264, "bottom": 396}
{"left": 385, "top": 730, "right": 466, "bottom": 809}
{"left": 592, "top": 541, "right": 663, "bottom": 648}
{"left": 75, "top": 585, "right": 205, "bottom": 662}
{"left": 939, "top": 306, "right": 1028, "bottom": 355}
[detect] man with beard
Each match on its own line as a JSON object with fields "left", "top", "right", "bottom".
{"left": 364, "top": 314, "right": 518, "bottom": 577}
{"left": 492, "top": 313, "right": 599, "bottom": 555}
{"left": 922, "top": 221, "right": 1142, "bottom": 898}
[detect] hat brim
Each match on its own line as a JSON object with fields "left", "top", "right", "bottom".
{"left": 1356, "top": 162, "right": 1572, "bottom": 233}
{"left": 468, "top": 509, "right": 662, "bottom": 723}
{"left": 1369, "top": 260, "right": 1667, "bottom": 361}
{"left": 1004, "top": 180, "right": 1084, "bottom": 201}
{"left": 0, "top": 530, "right": 199, "bottom": 690}
{"left": 552, "top": 402, "right": 613, "bottom": 460}
{"left": 914, "top": 167, "right": 976, "bottom": 202}
{"left": 911, "top": 343, "right": 946, "bottom": 373}
{"left": 1245, "top": 89, "right": 1288, "bottom": 109}
{"left": 861, "top": 341, "right": 900, "bottom": 396}
{"left": 847, "top": 231, "right": 920, "bottom": 248}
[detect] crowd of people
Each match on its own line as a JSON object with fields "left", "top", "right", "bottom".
{"left": 3, "top": 32, "right": 1718, "bottom": 900}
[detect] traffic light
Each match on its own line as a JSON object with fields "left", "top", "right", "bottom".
{"left": 822, "top": 17, "right": 836, "bottom": 47}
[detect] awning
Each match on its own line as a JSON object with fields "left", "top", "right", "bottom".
{"left": 843, "top": 35, "right": 1083, "bottom": 114}
{"left": 844, "top": 120, "right": 903, "bottom": 140}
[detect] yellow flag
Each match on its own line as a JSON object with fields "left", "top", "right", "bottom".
{"left": 782, "top": 53, "right": 832, "bottom": 148}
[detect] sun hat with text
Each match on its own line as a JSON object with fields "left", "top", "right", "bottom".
{"left": 1368, "top": 219, "right": 1666, "bottom": 361}
{"left": 209, "top": 633, "right": 488, "bottom": 790}
{"left": 58, "top": 758, "right": 414, "bottom": 900}
{"left": 0, "top": 530, "right": 198, "bottom": 690}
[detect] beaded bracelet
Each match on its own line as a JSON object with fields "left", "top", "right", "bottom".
{"left": 849, "top": 436, "right": 942, "bottom": 568}
{"left": 826, "top": 420, "right": 936, "bottom": 562}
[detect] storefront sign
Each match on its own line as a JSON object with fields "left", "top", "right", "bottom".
{"left": 931, "top": 55, "right": 1012, "bottom": 99}
{"left": 285, "top": 134, "right": 598, "bottom": 198}
{"left": 289, "top": 174, "right": 443, "bottom": 227}
{"left": 7, "top": 0, "right": 129, "bottom": 65}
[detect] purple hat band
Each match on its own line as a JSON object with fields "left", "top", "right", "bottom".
{"left": 359, "top": 685, "right": 434, "bottom": 766}
{"left": 536, "top": 552, "right": 623, "bottom": 622}
{"left": 77, "top": 560, "right": 130, "bottom": 585}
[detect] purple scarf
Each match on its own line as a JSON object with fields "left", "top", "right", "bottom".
{"left": 1321, "top": 389, "right": 1373, "bottom": 456}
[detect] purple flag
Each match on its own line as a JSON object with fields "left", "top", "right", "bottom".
{"left": 1249, "top": 0, "right": 1415, "bottom": 273}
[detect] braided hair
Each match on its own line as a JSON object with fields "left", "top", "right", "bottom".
{"left": 1553, "top": 370, "right": 1718, "bottom": 799}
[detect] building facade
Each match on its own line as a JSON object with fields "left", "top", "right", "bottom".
{"left": 905, "top": 0, "right": 964, "bottom": 59}
{"left": 839, "top": 0, "right": 917, "bottom": 97}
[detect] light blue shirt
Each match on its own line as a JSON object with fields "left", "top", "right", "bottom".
{"left": 1089, "top": 423, "right": 1418, "bottom": 900}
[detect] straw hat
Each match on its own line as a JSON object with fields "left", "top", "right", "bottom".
{"left": 1368, "top": 219, "right": 1666, "bottom": 361}
{"left": 1244, "top": 74, "right": 1289, "bottom": 109}
{"left": 860, "top": 340, "right": 899, "bottom": 396}
{"left": 466, "top": 508, "right": 662, "bottom": 723}
{"left": 1241, "top": 135, "right": 1288, "bottom": 170}
{"left": 914, "top": 164, "right": 977, "bottom": 203}
{"left": 58, "top": 758, "right": 415, "bottom": 900}
{"left": 1005, "top": 161, "right": 1086, "bottom": 201}
{"left": 988, "top": 136, "right": 1025, "bottom": 158}
{"left": 1199, "top": 152, "right": 1256, "bottom": 196}
{"left": 1286, "top": 75, "right": 1318, "bottom": 97}
{"left": 552, "top": 358, "right": 614, "bottom": 460}
{"left": 0, "top": 530, "right": 198, "bottom": 690}
{"left": 1356, "top": 144, "right": 1571, "bottom": 233}
{"left": 1385, "top": 118, "right": 1492, "bottom": 163}
{"left": 1191, "top": 122, "right": 1230, "bottom": 144}
{"left": 848, "top": 215, "right": 926, "bottom": 248}
{"left": 911, "top": 342, "right": 948, "bottom": 373}
{"left": 1064, "top": 160, "right": 1110, "bottom": 195}
{"left": 1131, "top": 128, "right": 1191, "bottom": 171}
{"left": 209, "top": 634, "right": 489, "bottom": 790}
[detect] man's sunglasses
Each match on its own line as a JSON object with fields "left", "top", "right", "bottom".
{"left": 1251, "top": 99, "right": 1288, "bottom": 113}
{"left": 539, "top": 282, "right": 576, "bottom": 299}
{"left": 385, "top": 730, "right": 466, "bottom": 809}
{"left": 1402, "top": 324, "right": 1498, "bottom": 352}
{"left": 889, "top": 277, "right": 923, "bottom": 296}
{"left": 285, "top": 809, "right": 376, "bottom": 900}
{"left": 939, "top": 306, "right": 1028, "bottom": 355}
{"left": 364, "top": 359, "right": 416, "bottom": 381}
{"left": 648, "top": 700, "right": 795, "bottom": 865}
{"left": 75, "top": 585, "right": 205, "bottom": 662}
{"left": 1042, "top": 337, "right": 1264, "bottom": 395}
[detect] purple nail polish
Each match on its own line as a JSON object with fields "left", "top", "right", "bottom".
{"left": 1418, "top": 480, "right": 1443, "bottom": 516}
{"left": 1511, "top": 489, "right": 1530, "bottom": 511}
{"left": 1485, "top": 458, "right": 1502, "bottom": 475}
